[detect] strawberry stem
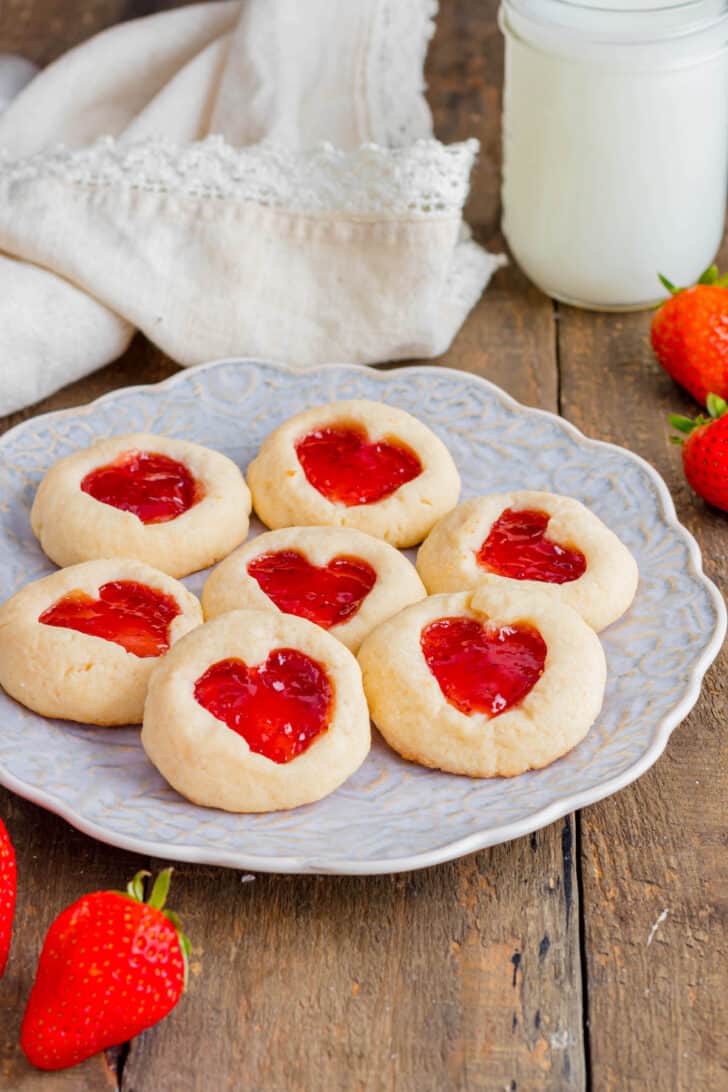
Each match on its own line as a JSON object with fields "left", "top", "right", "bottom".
{"left": 669, "top": 412, "right": 706, "bottom": 441}
{"left": 658, "top": 273, "right": 679, "bottom": 295}
{"left": 148, "top": 868, "right": 172, "bottom": 911}
{"left": 698, "top": 264, "right": 720, "bottom": 285}
{"left": 706, "top": 393, "right": 728, "bottom": 419}
{"left": 667, "top": 399, "right": 726, "bottom": 440}
{"left": 658, "top": 265, "right": 728, "bottom": 296}
{"left": 126, "top": 870, "right": 150, "bottom": 902}
{"left": 116, "top": 869, "right": 191, "bottom": 988}
{"left": 669, "top": 414, "right": 699, "bottom": 435}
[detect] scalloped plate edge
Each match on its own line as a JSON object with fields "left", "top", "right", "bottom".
{"left": 0, "top": 357, "right": 724, "bottom": 875}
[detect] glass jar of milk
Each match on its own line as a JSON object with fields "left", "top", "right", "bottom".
{"left": 499, "top": 0, "right": 728, "bottom": 310}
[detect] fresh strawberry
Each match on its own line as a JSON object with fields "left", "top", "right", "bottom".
{"left": 21, "top": 869, "right": 190, "bottom": 1071}
{"left": 651, "top": 265, "right": 728, "bottom": 407}
{"left": 0, "top": 818, "right": 16, "bottom": 978}
{"left": 670, "top": 393, "right": 728, "bottom": 512}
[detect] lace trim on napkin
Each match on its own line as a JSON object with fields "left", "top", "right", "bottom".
{"left": 367, "top": 0, "right": 438, "bottom": 147}
{"left": 2, "top": 135, "right": 478, "bottom": 218}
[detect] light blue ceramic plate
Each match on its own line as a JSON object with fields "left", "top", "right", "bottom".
{"left": 0, "top": 359, "right": 723, "bottom": 873}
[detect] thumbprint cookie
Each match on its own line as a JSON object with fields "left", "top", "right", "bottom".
{"left": 358, "top": 581, "right": 606, "bottom": 778}
{"left": 202, "top": 526, "right": 426, "bottom": 652}
{"left": 417, "top": 492, "right": 638, "bottom": 631}
{"left": 31, "top": 433, "right": 251, "bottom": 578}
{"left": 246, "top": 400, "right": 460, "bottom": 548}
{"left": 142, "top": 609, "right": 371, "bottom": 812}
{"left": 0, "top": 560, "right": 201, "bottom": 724}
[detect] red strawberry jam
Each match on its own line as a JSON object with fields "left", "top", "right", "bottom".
{"left": 194, "top": 650, "right": 333, "bottom": 764}
{"left": 421, "top": 616, "right": 546, "bottom": 717}
{"left": 81, "top": 451, "right": 203, "bottom": 525}
{"left": 39, "top": 581, "right": 181, "bottom": 658}
{"left": 477, "top": 508, "right": 586, "bottom": 584}
{"left": 295, "top": 425, "right": 422, "bottom": 506}
{"left": 247, "top": 550, "right": 376, "bottom": 629}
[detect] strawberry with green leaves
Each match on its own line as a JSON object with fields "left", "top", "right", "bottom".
{"left": 0, "top": 818, "right": 16, "bottom": 978}
{"left": 652, "top": 265, "right": 728, "bottom": 407}
{"left": 670, "top": 393, "right": 728, "bottom": 513}
{"left": 21, "top": 869, "right": 190, "bottom": 1071}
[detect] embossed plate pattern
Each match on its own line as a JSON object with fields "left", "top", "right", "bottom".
{"left": 0, "top": 360, "right": 724, "bottom": 873}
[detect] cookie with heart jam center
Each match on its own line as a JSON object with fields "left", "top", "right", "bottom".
{"left": 247, "top": 399, "right": 461, "bottom": 548}
{"left": 0, "top": 560, "right": 201, "bottom": 725}
{"left": 202, "top": 526, "right": 426, "bottom": 652}
{"left": 31, "top": 432, "right": 251, "bottom": 578}
{"left": 142, "top": 609, "right": 370, "bottom": 812}
{"left": 358, "top": 582, "right": 606, "bottom": 778}
{"left": 417, "top": 491, "right": 638, "bottom": 632}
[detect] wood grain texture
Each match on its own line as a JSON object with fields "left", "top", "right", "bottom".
{"left": 424, "top": 0, "right": 502, "bottom": 234}
{"left": 558, "top": 237, "right": 728, "bottom": 1090}
{"left": 0, "top": 1, "right": 126, "bottom": 64}
{"left": 0, "top": 0, "right": 204, "bottom": 64}
{"left": 123, "top": 824, "right": 582, "bottom": 1092}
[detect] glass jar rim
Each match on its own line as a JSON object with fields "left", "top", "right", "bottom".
{"left": 501, "top": 0, "right": 728, "bottom": 54}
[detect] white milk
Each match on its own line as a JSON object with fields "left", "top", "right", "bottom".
{"left": 500, "top": 0, "right": 728, "bottom": 310}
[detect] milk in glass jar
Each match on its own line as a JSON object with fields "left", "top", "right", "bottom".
{"left": 499, "top": 1, "right": 728, "bottom": 310}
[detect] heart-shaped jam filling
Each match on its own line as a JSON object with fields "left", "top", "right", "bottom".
{"left": 295, "top": 425, "right": 422, "bottom": 506}
{"left": 477, "top": 508, "right": 586, "bottom": 584}
{"left": 421, "top": 616, "right": 546, "bottom": 717}
{"left": 194, "top": 650, "right": 333, "bottom": 764}
{"left": 81, "top": 450, "right": 204, "bottom": 525}
{"left": 38, "top": 580, "right": 181, "bottom": 658}
{"left": 247, "top": 550, "right": 377, "bottom": 629}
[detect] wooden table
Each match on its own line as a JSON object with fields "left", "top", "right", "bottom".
{"left": 1, "top": 3, "right": 726, "bottom": 1089}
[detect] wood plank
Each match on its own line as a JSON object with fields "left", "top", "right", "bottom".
{"left": 0, "top": 1, "right": 129, "bottom": 64}
{"left": 425, "top": 248, "right": 559, "bottom": 414}
{"left": 424, "top": 0, "right": 503, "bottom": 235}
{"left": 557, "top": 253, "right": 728, "bottom": 1089}
{"left": 0, "top": 0, "right": 205, "bottom": 65}
{"left": 125, "top": 821, "right": 582, "bottom": 1092}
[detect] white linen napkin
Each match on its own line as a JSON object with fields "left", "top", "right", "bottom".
{"left": 0, "top": 1, "right": 503, "bottom": 415}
